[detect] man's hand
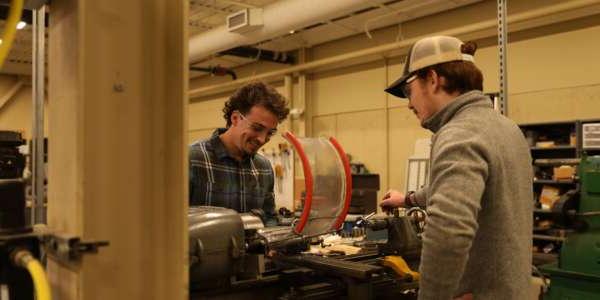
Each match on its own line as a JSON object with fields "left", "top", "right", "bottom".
{"left": 380, "top": 189, "right": 406, "bottom": 212}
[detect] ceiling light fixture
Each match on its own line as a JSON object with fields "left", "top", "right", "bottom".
{"left": 16, "top": 21, "right": 26, "bottom": 30}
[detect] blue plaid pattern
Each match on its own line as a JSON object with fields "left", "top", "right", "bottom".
{"left": 189, "top": 128, "right": 276, "bottom": 221}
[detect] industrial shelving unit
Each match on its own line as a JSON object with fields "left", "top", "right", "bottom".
{"left": 519, "top": 119, "right": 600, "bottom": 265}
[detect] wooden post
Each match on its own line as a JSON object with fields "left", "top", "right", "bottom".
{"left": 47, "top": 1, "right": 188, "bottom": 299}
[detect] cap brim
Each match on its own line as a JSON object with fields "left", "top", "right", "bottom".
{"left": 385, "top": 73, "right": 410, "bottom": 99}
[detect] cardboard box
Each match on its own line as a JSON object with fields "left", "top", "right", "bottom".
{"left": 553, "top": 165, "right": 575, "bottom": 180}
{"left": 535, "top": 141, "right": 555, "bottom": 148}
{"left": 539, "top": 185, "right": 560, "bottom": 210}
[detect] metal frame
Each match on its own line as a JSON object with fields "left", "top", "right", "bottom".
{"left": 31, "top": 5, "right": 46, "bottom": 224}
{"left": 497, "top": 0, "right": 508, "bottom": 116}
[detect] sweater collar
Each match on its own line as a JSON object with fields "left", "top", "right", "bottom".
{"left": 422, "top": 90, "right": 492, "bottom": 133}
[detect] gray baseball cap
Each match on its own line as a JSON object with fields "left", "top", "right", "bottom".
{"left": 385, "top": 36, "right": 475, "bottom": 98}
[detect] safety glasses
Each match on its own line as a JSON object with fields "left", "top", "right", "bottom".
{"left": 237, "top": 111, "right": 277, "bottom": 138}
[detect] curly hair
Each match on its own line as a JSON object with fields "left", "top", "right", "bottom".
{"left": 223, "top": 81, "right": 290, "bottom": 127}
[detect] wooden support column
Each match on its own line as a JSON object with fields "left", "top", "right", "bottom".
{"left": 296, "top": 47, "right": 308, "bottom": 138}
{"left": 283, "top": 74, "right": 294, "bottom": 133}
{"left": 47, "top": 1, "right": 188, "bottom": 299}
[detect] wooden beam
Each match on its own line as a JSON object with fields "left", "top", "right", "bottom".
{"left": 0, "top": 77, "right": 24, "bottom": 111}
{"left": 47, "top": 0, "right": 188, "bottom": 299}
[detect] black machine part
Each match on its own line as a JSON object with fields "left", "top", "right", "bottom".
{"left": 255, "top": 226, "right": 311, "bottom": 253}
{"left": 365, "top": 215, "right": 422, "bottom": 259}
{"left": 551, "top": 189, "right": 587, "bottom": 230}
{"left": 0, "top": 131, "right": 28, "bottom": 234}
{"left": 0, "top": 131, "right": 25, "bottom": 180}
{"left": 277, "top": 254, "right": 383, "bottom": 280}
{"left": 551, "top": 189, "right": 578, "bottom": 225}
{"left": 0, "top": 179, "right": 29, "bottom": 234}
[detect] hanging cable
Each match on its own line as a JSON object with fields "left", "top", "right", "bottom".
{"left": 190, "top": 65, "right": 237, "bottom": 80}
{"left": 0, "top": 0, "right": 25, "bottom": 69}
{"left": 12, "top": 249, "right": 52, "bottom": 300}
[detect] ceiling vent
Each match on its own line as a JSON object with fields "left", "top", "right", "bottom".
{"left": 227, "top": 8, "right": 263, "bottom": 34}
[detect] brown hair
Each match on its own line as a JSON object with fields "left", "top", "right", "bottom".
{"left": 223, "top": 81, "right": 290, "bottom": 127}
{"left": 415, "top": 41, "right": 483, "bottom": 94}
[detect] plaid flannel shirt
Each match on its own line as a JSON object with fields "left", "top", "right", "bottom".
{"left": 189, "top": 128, "right": 276, "bottom": 222}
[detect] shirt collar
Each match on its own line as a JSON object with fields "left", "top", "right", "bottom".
{"left": 209, "top": 128, "right": 255, "bottom": 161}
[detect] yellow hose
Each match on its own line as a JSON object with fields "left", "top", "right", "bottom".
{"left": 0, "top": 0, "right": 25, "bottom": 69}
{"left": 13, "top": 250, "right": 52, "bottom": 300}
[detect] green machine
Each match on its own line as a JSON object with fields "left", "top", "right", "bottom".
{"left": 542, "top": 155, "right": 600, "bottom": 299}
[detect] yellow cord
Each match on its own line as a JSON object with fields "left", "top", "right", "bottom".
{"left": 25, "top": 257, "right": 52, "bottom": 300}
{"left": 13, "top": 250, "right": 52, "bottom": 300}
{"left": 0, "top": 0, "right": 25, "bottom": 69}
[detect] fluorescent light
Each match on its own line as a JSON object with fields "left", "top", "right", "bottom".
{"left": 16, "top": 21, "right": 26, "bottom": 30}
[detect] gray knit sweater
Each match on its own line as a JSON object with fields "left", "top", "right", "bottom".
{"left": 414, "top": 91, "right": 533, "bottom": 300}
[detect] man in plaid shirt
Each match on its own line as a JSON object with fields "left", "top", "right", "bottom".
{"left": 189, "top": 82, "right": 289, "bottom": 225}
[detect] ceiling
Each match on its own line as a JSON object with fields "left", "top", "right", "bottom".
{"left": 189, "top": 0, "right": 280, "bottom": 36}
{"left": 1, "top": 19, "right": 35, "bottom": 76}
{"left": 188, "top": 0, "right": 483, "bottom": 78}
{"left": 0, "top": 0, "right": 483, "bottom": 76}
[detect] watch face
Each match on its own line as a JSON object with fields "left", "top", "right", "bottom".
{"left": 407, "top": 191, "right": 415, "bottom": 206}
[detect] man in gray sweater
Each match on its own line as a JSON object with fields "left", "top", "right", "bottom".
{"left": 382, "top": 36, "right": 532, "bottom": 299}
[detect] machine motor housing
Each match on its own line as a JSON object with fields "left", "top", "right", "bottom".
{"left": 189, "top": 206, "right": 246, "bottom": 287}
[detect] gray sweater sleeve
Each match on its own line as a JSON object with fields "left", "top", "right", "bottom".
{"left": 418, "top": 127, "right": 489, "bottom": 300}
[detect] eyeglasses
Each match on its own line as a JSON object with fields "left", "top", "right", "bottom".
{"left": 237, "top": 111, "right": 278, "bottom": 138}
{"left": 401, "top": 74, "right": 418, "bottom": 99}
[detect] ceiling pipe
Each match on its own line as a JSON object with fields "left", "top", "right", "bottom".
{"left": 220, "top": 46, "right": 295, "bottom": 64}
{"left": 190, "top": 66, "right": 237, "bottom": 80}
{"left": 189, "top": 0, "right": 600, "bottom": 99}
{"left": 189, "top": 0, "right": 379, "bottom": 63}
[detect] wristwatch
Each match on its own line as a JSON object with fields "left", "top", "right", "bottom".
{"left": 405, "top": 191, "right": 416, "bottom": 207}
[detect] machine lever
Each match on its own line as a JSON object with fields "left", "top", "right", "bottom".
{"left": 355, "top": 212, "right": 376, "bottom": 228}
{"left": 44, "top": 234, "right": 109, "bottom": 265}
